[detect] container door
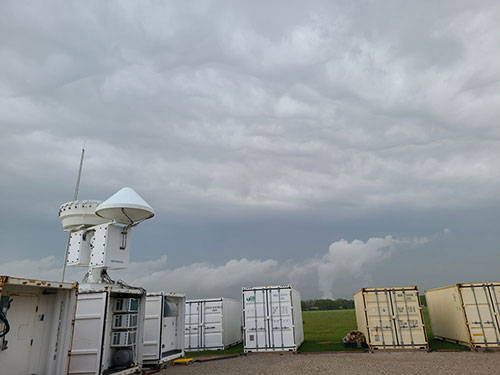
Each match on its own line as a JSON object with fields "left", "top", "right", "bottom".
{"left": 269, "top": 288, "right": 295, "bottom": 350}
{"left": 69, "top": 292, "right": 107, "bottom": 375}
{"left": 184, "top": 301, "right": 201, "bottom": 350}
{"left": 489, "top": 284, "right": 500, "bottom": 332}
{"left": 161, "top": 297, "right": 182, "bottom": 357}
{"left": 364, "top": 290, "right": 399, "bottom": 348}
{"left": 461, "top": 285, "right": 500, "bottom": 347}
{"left": 390, "top": 289, "right": 427, "bottom": 348}
{"left": 0, "top": 295, "right": 38, "bottom": 375}
{"left": 202, "top": 300, "right": 223, "bottom": 349}
{"left": 143, "top": 295, "right": 162, "bottom": 362}
{"left": 243, "top": 289, "right": 269, "bottom": 350}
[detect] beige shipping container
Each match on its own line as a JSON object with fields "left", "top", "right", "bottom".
{"left": 354, "top": 286, "right": 428, "bottom": 350}
{"left": 425, "top": 282, "right": 500, "bottom": 348}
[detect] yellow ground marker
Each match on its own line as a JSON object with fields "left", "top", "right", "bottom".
{"left": 173, "top": 358, "right": 194, "bottom": 365}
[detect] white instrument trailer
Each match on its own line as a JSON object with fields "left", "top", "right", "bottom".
{"left": 143, "top": 292, "right": 186, "bottom": 366}
{"left": 185, "top": 298, "right": 242, "bottom": 351}
{"left": 69, "top": 284, "right": 146, "bottom": 375}
{"left": 242, "top": 285, "right": 304, "bottom": 353}
{"left": 0, "top": 276, "right": 78, "bottom": 375}
{"left": 58, "top": 188, "right": 155, "bottom": 374}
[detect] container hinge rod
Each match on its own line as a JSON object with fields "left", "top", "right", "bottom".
{"left": 483, "top": 285, "right": 500, "bottom": 344}
{"left": 402, "top": 289, "right": 415, "bottom": 346}
{"left": 488, "top": 285, "right": 500, "bottom": 343}
{"left": 392, "top": 290, "right": 405, "bottom": 347}
{"left": 374, "top": 291, "right": 386, "bottom": 348}
{"left": 471, "top": 285, "right": 488, "bottom": 346}
{"left": 253, "top": 290, "right": 259, "bottom": 350}
{"left": 384, "top": 290, "right": 397, "bottom": 347}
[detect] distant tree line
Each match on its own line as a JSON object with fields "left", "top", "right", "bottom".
{"left": 301, "top": 298, "right": 354, "bottom": 311}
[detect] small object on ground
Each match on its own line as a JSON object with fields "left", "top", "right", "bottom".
{"left": 343, "top": 330, "right": 368, "bottom": 348}
{"left": 173, "top": 358, "right": 194, "bottom": 366}
{"left": 195, "top": 354, "right": 239, "bottom": 363}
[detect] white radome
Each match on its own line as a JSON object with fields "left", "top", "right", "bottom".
{"left": 95, "top": 187, "right": 155, "bottom": 224}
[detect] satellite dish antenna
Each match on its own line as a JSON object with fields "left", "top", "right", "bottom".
{"left": 95, "top": 187, "right": 155, "bottom": 225}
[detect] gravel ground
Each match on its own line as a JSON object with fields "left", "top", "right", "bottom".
{"left": 159, "top": 351, "right": 500, "bottom": 375}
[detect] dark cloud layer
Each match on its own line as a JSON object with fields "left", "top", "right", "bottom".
{"left": 1, "top": 1, "right": 499, "bottom": 298}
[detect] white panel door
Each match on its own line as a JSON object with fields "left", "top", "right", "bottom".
{"left": 185, "top": 300, "right": 223, "bottom": 350}
{"left": 69, "top": 292, "right": 107, "bottom": 375}
{"left": 0, "top": 295, "right": 38, "bottom": 375}
{"left": 202, "top": 300, "right": 223, "bottom": 349}
{"left": 269, "top": 289, "right": 294, "bottom": 349}
{"left": 244, "top": 288, "right": 294, "bottom": 351}
{"left": 185, "top": 301, "right": 202, "bottom": 350}
{"left": 143, "top": 295, "right": 162, "bottom": 361}
{"left": 161, "top": 296, "right": 183, "bottom": 357}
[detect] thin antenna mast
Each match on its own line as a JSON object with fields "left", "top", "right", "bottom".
{"left": 61, "top": 144, "right": 85, "bottom": 281}
{"left": 73, "top": 145, "right": 85, "bottom": 200}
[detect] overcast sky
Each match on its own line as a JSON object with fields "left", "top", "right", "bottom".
{"left": 0, "top": 1, "right": 499, "bottom": 299}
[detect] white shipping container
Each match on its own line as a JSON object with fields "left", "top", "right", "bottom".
{"left": 425, "top": 282, "right": 500, "bottom": 348}
{"left": 185, "top": 298, "right": 242, "bottom": 351}
{"left": 69, "top": 284, "right": 146, "bottom": 375}
{"left": 242, "top": 285, "right": 304, "bottom": 352}
{"left": 0, "top": 276, "right": 78, "bottom": 375}
{"left": 143, "top": 292, "right": 186, "bottom": 365}
{"left": 354, "top": 286, "right": 428, "bottom": 350}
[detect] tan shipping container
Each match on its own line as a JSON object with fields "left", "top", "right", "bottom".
{"left": 425, "top": 282, "right": 500, "bottom": 349}
{"left": 354, "top": 286, "right": 428, "bottom": 350}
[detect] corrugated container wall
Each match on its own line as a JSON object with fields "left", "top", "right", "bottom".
{"left": 143, "top": 292, "right": 185, "bottom": 365}
{"left": 426, "top": 282, "right": 500, "bottom": 348}
{"left": 184, "top": 298, "right": 242, "bottom": 351}
{"left": 0, "top": 276, "right": 78, "bottom": 375}
{"left": 242, "top": 285, "right": 304, "bottom": 352}
{"left": 354, "top": 286, "right": 428, "bottom": 350}
{"left": 68, "top": 284, "right": 146, "bottom": 375}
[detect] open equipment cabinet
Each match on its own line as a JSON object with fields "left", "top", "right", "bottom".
{"left": 426, "top": 282, "right": 500, "bottom": 349}
{"left": 0, "top": 276, "right": 78, "bottom": 375}
{"left": 68, "top": 283, "right": 146, "bottom": 375}
{"left": 143, "top": 292, "right": 186, "bottom": 367}
{"left": 242, "top": 285, "right": 304, "bottom": 353}
{"left": 354, "top": 286, "right": 428, "bottom": 350}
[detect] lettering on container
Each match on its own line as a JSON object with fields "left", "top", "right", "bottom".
{"left": 271, "top": 305, "right": 289, "bottom": 315}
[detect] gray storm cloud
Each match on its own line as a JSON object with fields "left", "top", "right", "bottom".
{"left": 0, "top": 236, "right": 427, "bottom": 299}
{"left": 1, "top": 1, "right": 499, "bottom": 295}
{"left": 1, "top": 1, "right": 499, "bottom": 219}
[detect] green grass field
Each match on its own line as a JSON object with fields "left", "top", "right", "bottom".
{"left": 300, "top": 308, "right": 466, "bottom": 352}
{"left": 186, "top": 307, "right": 467, "bottom": 356}
{"left": 300, "top": 310, "right": 365, "bottom": 352}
